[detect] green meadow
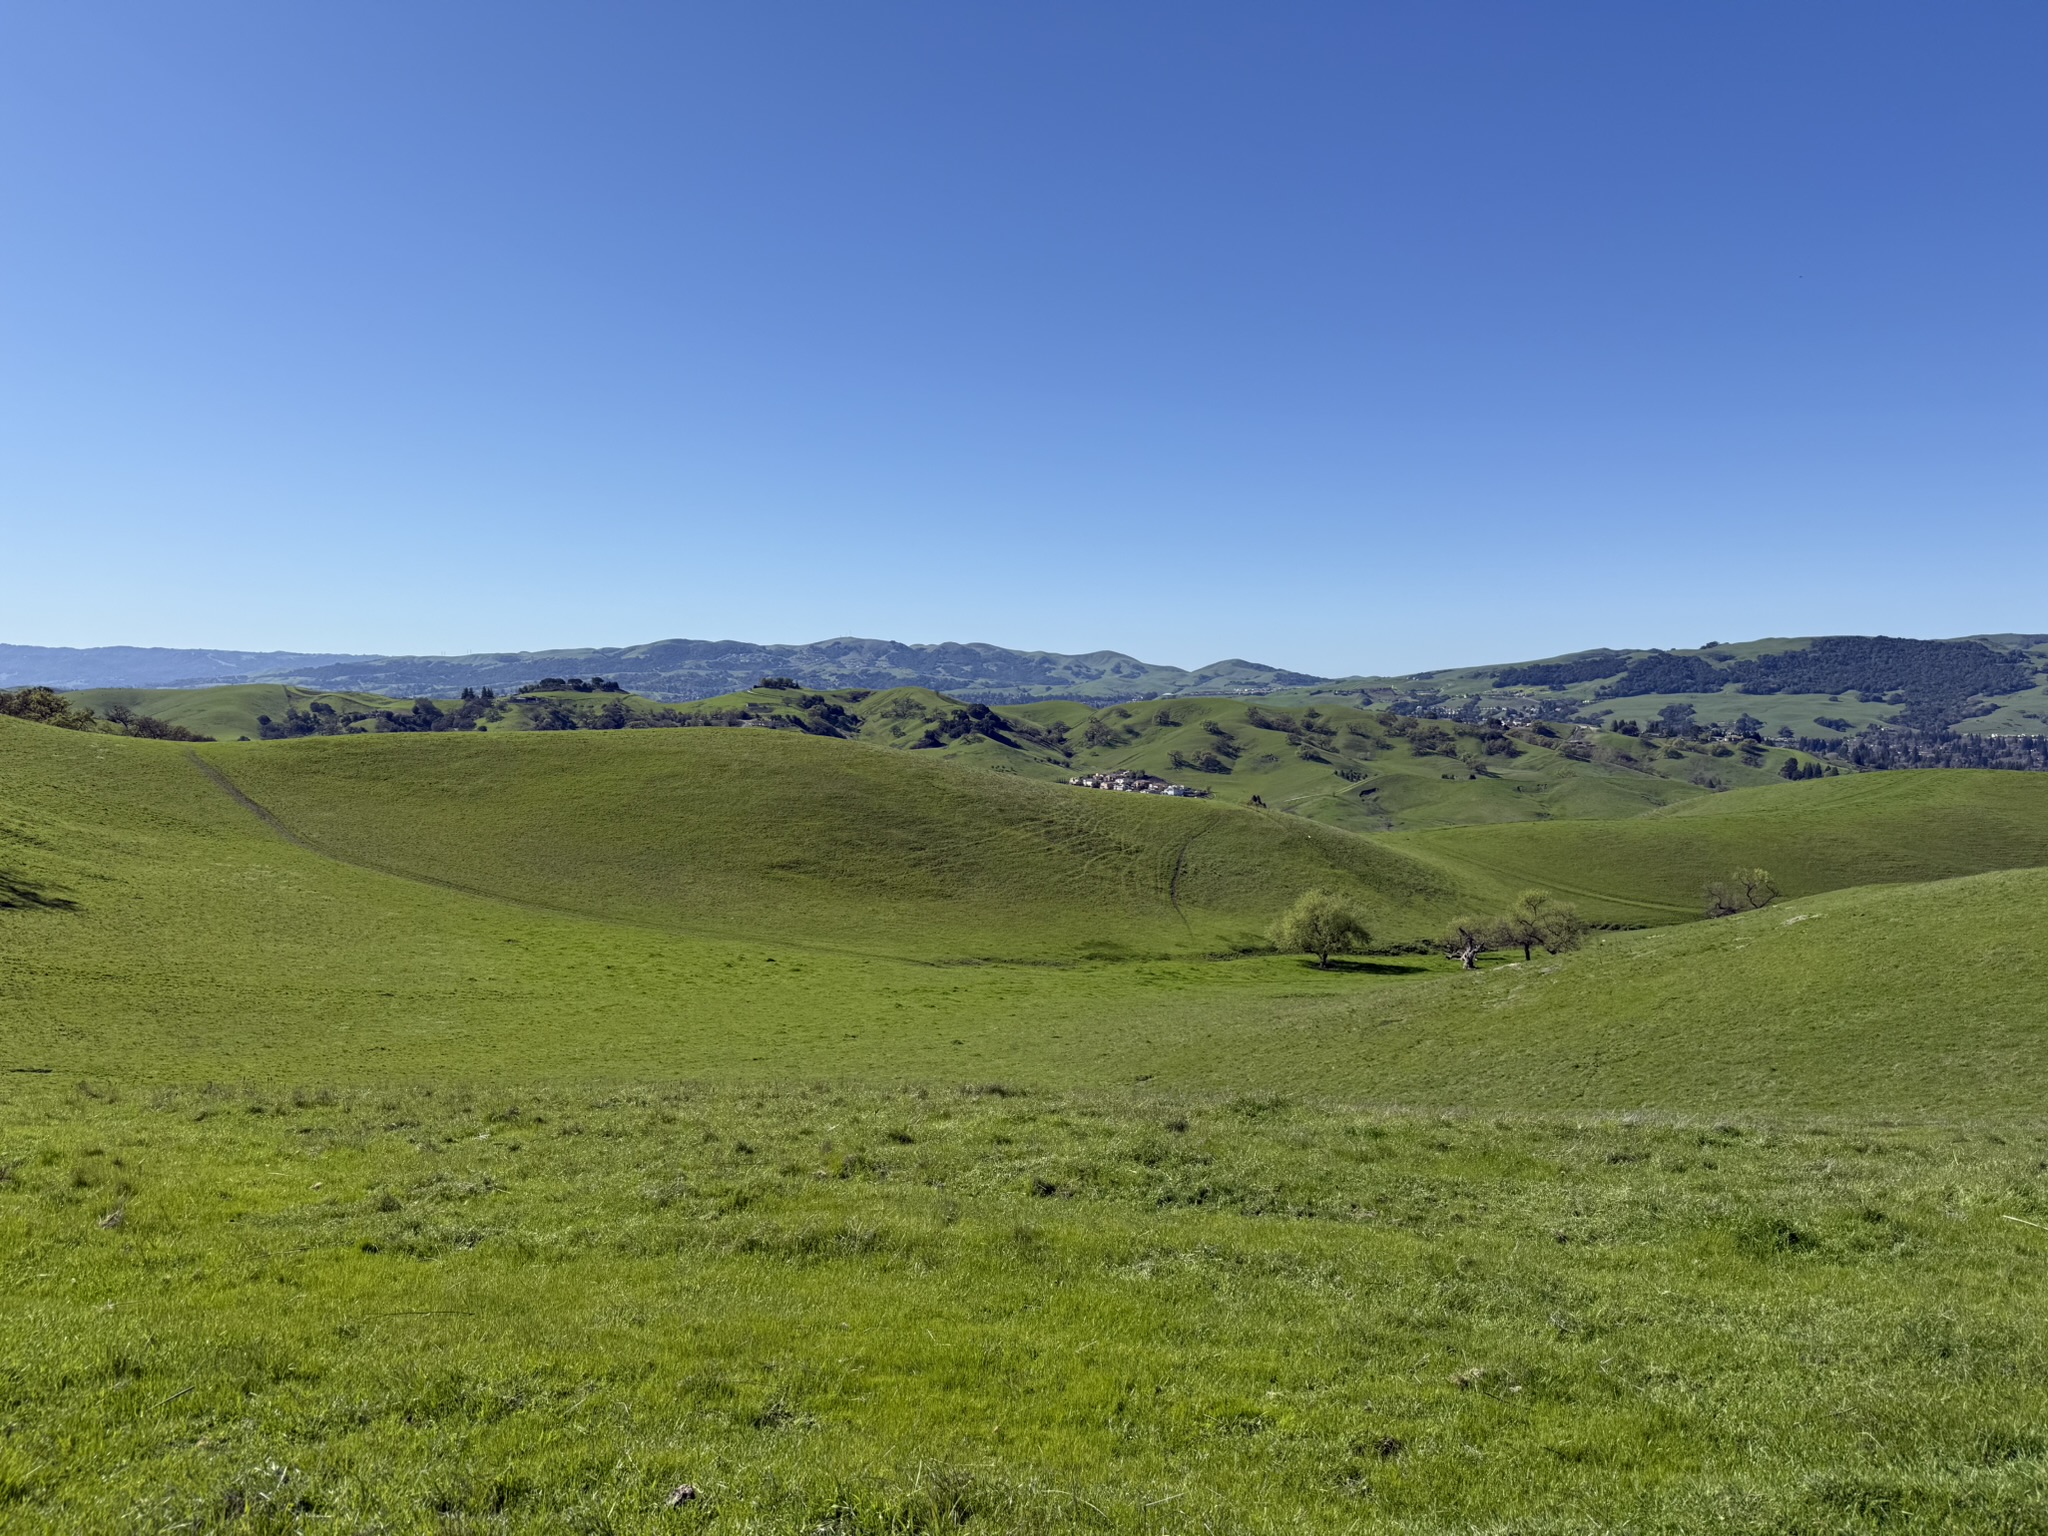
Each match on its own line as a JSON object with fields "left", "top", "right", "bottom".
{"left": 3, "top": 711, "right": 2047, "bottom": 1532}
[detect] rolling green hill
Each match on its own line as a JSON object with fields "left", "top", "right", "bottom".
{"left": 1392, "top": 768, "right": 2048, "bottom": 922}
{"left": 456, "top": 682, "right": 1832, "bottom": 834}
{"left": 3, "top": 711, "right": 2045, "bottom": 1108}
{"left": 0, "top": 713, "right": 1430, "bottom": 1084}
{"left": 194, "top": 725, "right": 1476, "bottom": 959}
{"left": 68, "top": 683, "right": 410, "bottom": 742}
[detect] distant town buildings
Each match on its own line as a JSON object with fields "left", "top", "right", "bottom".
{"left": 1067, "top": 771, "right": 1208, "bottom": 798}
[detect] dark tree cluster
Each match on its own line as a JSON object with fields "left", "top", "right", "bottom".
{"left": 1585, "top": 637, "right": 2036, "bottom": 730}
{"left": 525, "top": 676, "right": 625, "bottom": 694}
{"left": 1730, "top": 636, "right": 2030, "bottom": 701}
{"left": 1081, "top": 716, "right": 1128, "bottom": 749}
{"left": 1386, "top": 717, "right": 1461, "bottom": 758}
{"left": 1, "top": 686, "right": 108, "bottom": 732}
{"left": 257, "top": 700, "right": 370, "bottom": 738}
{"left": 1593, "top": 652, "right": 1726, "bottom": 698}
{"left": 1821, "top": 727, "right": 2048, "bottom": 774}
{"left": 260, "top": 691, "right": 508, "bottom": 738}
{"left": 98, "top": 703, "right": 211, "bottom": 741}
{"left": 1493, "top": 651, "right": 1628, "bottom": 688}
{"left": 794, "top": 694, "right": 864, "bottom": 735}
{"left": 1441, "top": 890, "right": 1589, "bottom": 968}
{"left": 911, "top": 701, "right": 1026, "bottom": 750}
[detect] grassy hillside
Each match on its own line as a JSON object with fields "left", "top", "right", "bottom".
{"left": 1392, "top": 768, "right": 2048, "bottom": 922}
{"left": 1212, "top": 862, "right": 2048, "bottom": 1118}
{"left": 69, "top": 683, "right": 410, "bottom": 741}
{"left": 197, "top": 726, "right": 1475, "bottom": 959}
{"left": 479, "top": 683, "right": 1832, "bottom": 835}
{"left": 3, "top": 713, "right": 2045, "bottom": 1110}
{"left": 0, "top": 712, "right": 1447, "bottom": 1086}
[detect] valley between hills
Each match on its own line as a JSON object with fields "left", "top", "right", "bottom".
{"left": 1, "top": 631, "right": 2045, "bottom": 1531}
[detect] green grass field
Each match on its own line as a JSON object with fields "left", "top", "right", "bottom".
{"left": 4, "top": 713, "right": 2047, "bottom": 1531}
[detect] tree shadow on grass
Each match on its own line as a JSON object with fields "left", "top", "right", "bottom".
{"left": 0, "top": 870, "right": 77, "bottom": 911}
{"left": 1293, "top": 957, "right": 1427, "bottom": 976}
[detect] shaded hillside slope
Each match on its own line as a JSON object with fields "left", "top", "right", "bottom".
{"left": 200, "top": 727, "right": 1478, "bottom": 959}
{"left": 1390, "top": 768, "right": 2048, "bottom": 922}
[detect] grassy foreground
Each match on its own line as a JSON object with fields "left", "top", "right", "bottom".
{"left": 6, "top": 1079, "right": 2047, "bottom": 1534}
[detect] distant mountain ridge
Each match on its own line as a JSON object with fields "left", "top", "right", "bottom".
{"left": 0, "top": 637, "right": 1321, "bottom": 705}
{"left": 0, "top": 644, "right": 374, "bottom": 691}
{"left": 8, "top": 631, "right": 2046, "bottom": 722}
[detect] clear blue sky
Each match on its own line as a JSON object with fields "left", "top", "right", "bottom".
{"left": 4, "top": 2, "right": 2042, "bottom": 676}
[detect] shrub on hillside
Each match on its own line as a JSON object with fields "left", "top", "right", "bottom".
{"left": 100, "top": 703, "right": 210, "bottom": 741}
{"left": 0, "top": 686, "right": 98, "bottom": 732}
{"left": 1705, "top": 868, "right": 1778, "bottom": 918}
{"left": 1499, "top": 890, "right": 1587, "bottom": 961}
{"left": 1270, "top": 891, "right": 1369, "bottom": 969}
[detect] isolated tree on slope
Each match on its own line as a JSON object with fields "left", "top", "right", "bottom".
{"left": 1271, "top": 891, "right": 1369, "bottom": 969}
{"left": 1499, "top": 889, "right": 1589, "bottom": 961}
{"left": 1704, "top": 868, "right": 1778, "bottom": 918}
{"left": 1443, "top": 916, "right": 1502, "bottom": 970}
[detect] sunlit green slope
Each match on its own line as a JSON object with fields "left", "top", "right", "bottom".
{"left": 1302, "top": 863, "right": 2048, "bottom": 1118}
{"left": 1390, "top": 768, "right": 2048, "bottom": 922}
{"left": 68, "top": 684, "right": 406, "bottom": 740}
{"left": 198, "top": 726, "right": 1477, "bottom": 959}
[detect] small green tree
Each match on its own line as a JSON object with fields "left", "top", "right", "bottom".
{"left": 1271, "top": 890, "right": 1370, "bottom": 969}
{"left": 1500, "top": 889, "right": 1588, "bottom": 960}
